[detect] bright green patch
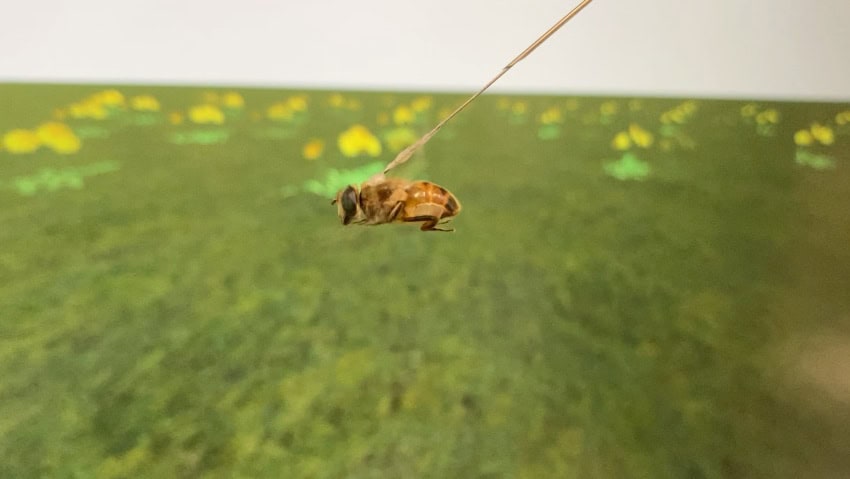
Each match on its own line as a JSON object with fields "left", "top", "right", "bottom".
{"left": 301, "top": 161, "right": 384, "bottom": 198}
{"left": 168, "top": 128, "right": 230, "bottom": 145}
{"left": 756, "top": 124, "right": 777, "bottom": 137}
{"left": 130, "top": 113, "right": 161, "bottom": 126}
{"left": 795, "top": 149, "right": 836, "bottom": 170}
{"left": 74, "top": 125, "right": 112, "bottom": 139}
{"left": 604, "top": 152, "right": 651, "bottom": 181}
{"left": 253, "top": 126, "right": 300, "bottom": 140}
{"left": 659, "top": 124, "right": 679, "bottom": 138}
{"left": 3, "top": 160, "right": 120, "bottom": 195}
{"left": 537, "top": 124, "right": 561, "bottom": 140}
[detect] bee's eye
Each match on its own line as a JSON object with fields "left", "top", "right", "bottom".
{"left": 341, "top": 186, "right": 358, "bottom": 225}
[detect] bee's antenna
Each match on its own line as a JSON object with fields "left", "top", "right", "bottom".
{"left": 382, "top": 0, "right": 595, "bottom": 174}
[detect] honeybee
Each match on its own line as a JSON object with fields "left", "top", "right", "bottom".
{"left": 327, "top": 0, "right": 592, "bottom": 232}
{"left": 332, "top": 176, "right": 461, "bottom": 232}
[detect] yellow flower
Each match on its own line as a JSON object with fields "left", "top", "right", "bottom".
{"left": 835, "top": 111, "right": 850, "bottom": 125}
{"left": 611, "top": 131, "right": 631, "bottom": 150}
{"left": 222, "top": 92, "right": 245, "bottom": 109}
{"left": 91, "top": 89, "right": 125, "bottom": 108}
{"left": 628, "top": 123, "right": 654, "bottom": 148}
{"left": 188, "top": 104, "right": 225, "bottom": 124}
{"left": 36, "top": 121, "right": 73, "bottom": 141}
{"left": 681, "top": 101, "right": 698, "bottom": 114}
{"left": 266, "top": 102, "right": 294, "bottom": 121}
{"left": 376, "top": 112, "right": 390, "bottom": 126}
{"left": 69, "top": 101, "right": 108, "bottom": 120}
{"left": 660, "top": 101, "right": 698, "bottom": 125}
{"left": 130, "top": 95, "right": 161, "bottom": 112}
{"left": 539, "top": 107, "right": 563, "bottom": 125}
{"left": 328, "top": 93, "right": 345, "bottom": 108}
{"left": 338, "top": 125, "right": 382, "bottom": 157}
{"left": 600, "top": 101, "right": 618, "bottom": 116}
{"left": 511, "top": 102, "right": 528, "bottom": 115}
{"left": 755, "top": 108, "right": 779, "bottom": 125}
{"left": 302, "top": 139, "right": 324, "bottom": 160}
{"left": 2, "top": 129, "right": 41, "bottom": 154}
{"left": 69, "top": 103, "right": 87, "bottom": 119}
{"left": 740, "top": 103, "right": 758, "bottom": 117}
{"left": 393, "top": 105, "right": 414, "bottom": 125}
{"left": 46, "top": 134, "right": 81, "bottom": 154}
{"left": 36, "top": 122, "right": 82, "bottom": 154}
{"left": 810, "top": 123, "right": 834, "bottom": 145}
{"left": 287, "top": 95, "right": 308, "bottom": 112}
{"left": 382, "top": 127, "right": 418, "bottom": 152}
{"left": 411, "top": 96, "right": 433, "bottom": 112}
{"left": 668, "top": 110, "right": 686, "bottom": 124}
{"left": 169, "top": 112, "right": 184, "bottom": 125}
{"left": 628, "top": 99, "right": 643, "bottom": 111}
{"left": 794, "top": 129, "right": 813, "bottom": 146}
{"left": 497, "top": 98, "right": 511, "bottom": 111}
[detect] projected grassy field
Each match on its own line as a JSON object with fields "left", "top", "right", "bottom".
{"left": 1, "top": 83, "right": 849, "bottom": 478}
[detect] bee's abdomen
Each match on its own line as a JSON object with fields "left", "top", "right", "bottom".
{"left": 406, "top": 181, "right": 461, "bottom": 219}
{"left": 444, "top": 194, "right": 461, "bottom": 216}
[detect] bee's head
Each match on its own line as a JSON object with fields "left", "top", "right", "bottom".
{"left": 331, "top": 184, "right": 360, "bottom": 226}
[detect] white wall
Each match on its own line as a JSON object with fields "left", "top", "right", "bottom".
{"left": 2, "top": 0, "right": 849, "bottom": 100}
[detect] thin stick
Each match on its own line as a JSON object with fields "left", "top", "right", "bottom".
{"left": 382, "top": 0, "right": 595, "bottom": 174}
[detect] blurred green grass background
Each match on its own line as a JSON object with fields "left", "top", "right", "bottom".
{"left": 1, "top": 84, "right": 849, "bottom": 478}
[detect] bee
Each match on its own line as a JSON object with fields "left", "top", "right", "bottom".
{"left": 327, "top": 0, "right": 593, "bottom": 232}
{"left": 332, "top": 176, "right": 461, "bottom": 232}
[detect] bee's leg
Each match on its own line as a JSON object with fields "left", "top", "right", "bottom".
{"left": 388, "top": 201, "right": 405, "bottom": 222}
{"left": 426, "top": 220, "right": 454, "bottom": 232}
{"left": 406, "top": 204, "right": 454, "bottom": 232}
{"left": 419, "top": 218, "right": 441, "bottom": 231}
{"left": 404, "top": 215, "right": 454, "bottom": 232}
